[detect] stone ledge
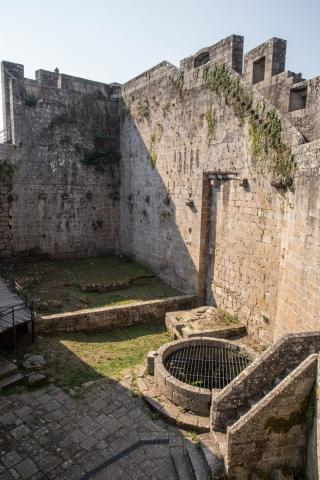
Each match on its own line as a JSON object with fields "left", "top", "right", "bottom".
{"left": 36, "top": 295, "right": 197, "bottom": 333}
{"left": 137, "top": 374, "right": 210, "bottom": 433}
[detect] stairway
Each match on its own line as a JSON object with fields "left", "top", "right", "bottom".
{"left": 170, "top": 437, "right": 211, "bottom": 479}
{"left": 0, "top": 356, "right": 24, "bottom": 391}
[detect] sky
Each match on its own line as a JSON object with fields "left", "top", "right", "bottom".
{"left": 0, "top": 0, "right": 319, "bottom": 129}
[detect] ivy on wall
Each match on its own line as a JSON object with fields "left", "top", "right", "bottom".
{"left": 81, "top": 132, "right": 121, "bottom": 174}
{"left": 148, "top": 123, "right": 163, "bottom": 169}
{"left": 202, "top": 63, "right": 296, "bottom": 185}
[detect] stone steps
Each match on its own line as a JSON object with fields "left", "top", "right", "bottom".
{"left": 0, "top": 356, "right": 24, "bottom": 391}
{"left": 0, "top": 372, "right": 24, "bottom": 391}
{"left": 170, "top": 446, "right": 194, "bottom": 480}
{"left": 186, "top": 443, "right": 210, "bottom": 479}
{"left": 0, "top": 356, "right": 18, "bottom": 380}
{"left": 200, "top": 433, "right": 226, "bottom": 478}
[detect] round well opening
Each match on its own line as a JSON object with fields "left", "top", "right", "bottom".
{"left": 163, "top": 343, "right": 251, "bottom": 390}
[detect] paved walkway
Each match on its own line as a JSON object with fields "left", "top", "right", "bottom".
{"left": 0, "top": 377, "right": 183, "bottom": 480}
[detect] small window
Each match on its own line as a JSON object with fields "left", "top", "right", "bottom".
{"left": 252, "top": 57, "right": 266, "bottom": 84}
{"left": 194, "top": 52, "right": 210, "bottom": 68}
{"left": 289, "top": 87, "right": 307, "bottom": 112}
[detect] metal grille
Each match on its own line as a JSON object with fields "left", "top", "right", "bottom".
{"left": 164, "top": 344, "right": 251, "bottom": 390}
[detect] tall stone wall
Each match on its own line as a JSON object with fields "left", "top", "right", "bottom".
{"left": 2, "top": 34, "right": 320, "bottom": 342}
{"left": 119, "top": 36, "right": 304, "bottom": 342}
{"left": 274, "top": 140, "right": 320, "bottom": 338}
{"left": 0, "top": 62, "right": 121, "bottom": 257}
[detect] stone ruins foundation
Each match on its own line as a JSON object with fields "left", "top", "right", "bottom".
{"left": 1, "top": 34, "right": 320, "bottom": 478}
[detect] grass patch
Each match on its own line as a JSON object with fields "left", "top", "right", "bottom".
{"left": 3, "top": 323, "right": 170, "bottom": 391}
{"left": 3, "top": 255, "right": 179, "bottom": 314}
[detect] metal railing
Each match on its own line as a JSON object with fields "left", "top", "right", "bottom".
{"left": 0, "top": 272, "right": 36, "bottom": 349}
{"left": 0, "top": 301, "right": 35, "bottom": 349}
{"left": 0, "top": 123, "right": 12, "bottom": 144}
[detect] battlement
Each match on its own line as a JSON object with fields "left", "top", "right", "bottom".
{"left": 1, "top": 61, "right": 121, "bottom": 96}
{"left": 2, "top": 34, "right": 320, "bottom": 143}
{"left": 180, "top": 34, "right": 244, "bottom": 74}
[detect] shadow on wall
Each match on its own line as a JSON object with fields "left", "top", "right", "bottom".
{"left": 118, "top": 112, "right": 207, "bottom": 301}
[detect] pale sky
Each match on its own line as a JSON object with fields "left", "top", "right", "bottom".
{"left": 1, "top": 0, "right": 319, "bottom": 129}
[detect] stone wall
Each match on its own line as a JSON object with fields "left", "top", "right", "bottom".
{"left": 119, "top": 35, "right": 304, "bottom": 343}
{"left": 226, "top": 353, "right": 317, "bottom": 479}
{"left": 0, "top": 62, "right": 121, "bottom": 257}
{"left": 2, "top": 34, "right": 320, "bottom": 342}
{"left": 211, "top": 332, "right": 320, "bottom": 432}
{"left": 36, "top": 295, "right": 196, "bottom": 333}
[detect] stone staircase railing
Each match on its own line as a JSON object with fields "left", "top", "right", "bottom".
{"left": 211, "top": 332, "right": 320, "bottom": 432}
{"left": 225, "top": 353, "right": 318, "bottom": 479}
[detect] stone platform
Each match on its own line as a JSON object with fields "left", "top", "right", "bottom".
{"left": 165, "top": 306, "right": 247, "bottom": 340}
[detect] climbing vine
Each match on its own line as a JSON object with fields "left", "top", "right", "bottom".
{"left": 148, "top": 123, "right": 163, "bottom": 169}
{"left": 202, "top": 63, "right": 295, "bottom": 185}
{"left": 205, "top": 106, "right": 215, "bottom": 145}
{"left": 81, "top": 131, "right": 121, "bottom": 173}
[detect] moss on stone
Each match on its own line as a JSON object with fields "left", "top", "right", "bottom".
{"left": 265, "top": 390, "right": 314, "bottom": 434}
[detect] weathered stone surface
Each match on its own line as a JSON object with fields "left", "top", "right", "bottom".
{"left": 36, "top": 295, "right": 196, "bottom": 333}
{"left": 28, "top": 373, "right": 46, "bottom": 387}
{"left": 165, "top": 306, "right": 246, "bottom": 340}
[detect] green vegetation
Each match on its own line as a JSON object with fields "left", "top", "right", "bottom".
{"left": 248, "top": 109, "right": 295, "bottom": 179}
{"left": 94, "top": 90, "right": 108, "bottom": 101}
{"left": 3, "top": 255, "right": 179, "bottom": 315}
{"left": 216, "top": 308, "right": 239, "bottom": 325}
{"left": 202, "top": 63, "right": 295, "bottom": 185}
{"left": 0, "top": 160, "right": 15, "bottom": 184}
{"left": 186, "top": 431, "right": 199, "bottom": 442}
{"left": 24, "top": 94, "right": 37, "bottom": 107}
{"left": 2, "top": 323, "right": 170, "bottom": 390}
{"left": 81, "top": 147, "right": 120, "bottom": 173}
{"left": 81, "top": 131, "right": 121, "bottom": 173}
{"left": 205, "top": 106, "right": 216, "bottom": 145}
{"left": 149, "top": 123, "right": 163, "bottom": 169}
{"left": 265, "top": 391, "right": 314, "bottom": 433}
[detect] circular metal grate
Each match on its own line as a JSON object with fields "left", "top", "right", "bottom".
{"left": 164, "top": 344, "right": 251, "bottom": 390}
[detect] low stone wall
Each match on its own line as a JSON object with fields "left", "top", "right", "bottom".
{"left": 226, "top": 354, "right": 317, "bottom": 479}
{"left": 211, "top": 332, "right": 320, "bottom": 431}
{"left": 36, "top": 295, "right": 197, "bottom": 333}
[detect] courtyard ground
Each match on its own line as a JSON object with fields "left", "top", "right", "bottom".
{"left": 0, "top": 376, "right": 182, "bottom": 480}
{"left": 1, "top": 323, "right": 170, "bottom": 392}
{"left": 2, "top": 255, "right": 179, "bottom": 315}
{"left": 0, "top": 323, "right": 189, "bottom": 479}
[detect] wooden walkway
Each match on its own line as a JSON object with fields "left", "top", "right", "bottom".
{"left": 0, "top": 277, "right": 33, "bottom": 336}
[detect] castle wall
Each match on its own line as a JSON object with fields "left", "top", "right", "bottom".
{"left": 1, "top": 34, "right": 320, "bottom": 342}
{"left": 119, "top": 38, "right": 303, "bottom": 342}
{"left": 0, "top": 62, "right": 120, "bottom": 257}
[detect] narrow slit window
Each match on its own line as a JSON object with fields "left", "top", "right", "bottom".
{"left": 252, "top": 57, "right": 266, "bottom": 84}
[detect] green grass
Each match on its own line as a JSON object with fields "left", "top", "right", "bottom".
{"left": 3, "top": 255, "right": 179, "bottom": 314}
{"left": 3, "top": 323, "right": 170, "bottom": 391}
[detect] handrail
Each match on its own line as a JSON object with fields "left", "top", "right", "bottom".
{"left": 0, "top": 269, "right": 36, "bottom": 348}
{"left": 0, "top": 122, "right": 12, "bottom": 144}
{"left": 0, "top": 302, "right": 25, "bottom": 315}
